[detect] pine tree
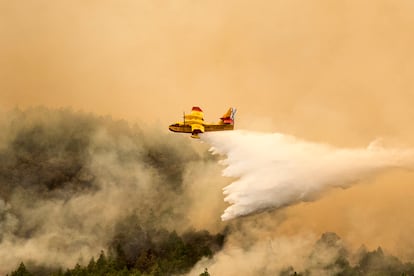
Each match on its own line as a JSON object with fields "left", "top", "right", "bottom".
{"left": 199, "top": 268, "right": 210, "bottom": 276}
{"left": 11, "top": 262, "right": 32, "bottom": 276}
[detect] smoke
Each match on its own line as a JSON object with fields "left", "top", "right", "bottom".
{"left": 0, "top": 107, "right": 226, "bottom": 274}
{"left": 3, "top": 108, "right": 414, "bottom": 275}
{"left": 202, "top": 130, "right": 414, "bottom": 221}
{"left": 188, "top": 231, "right": 343, "bottom": 276}
{"left": 188, "top": 229, "right": 414, "bottom": 276}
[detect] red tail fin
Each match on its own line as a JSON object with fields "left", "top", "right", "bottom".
{"left": 220, "top": 108, "right": 236, "bottom": 125}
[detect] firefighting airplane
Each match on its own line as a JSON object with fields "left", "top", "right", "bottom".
{"left": 169, "top": 106, "right": 237, "bottom": 138}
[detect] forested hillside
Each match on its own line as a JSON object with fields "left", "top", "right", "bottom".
{"left": 3, "top": 109, "right": 414, "bottom": 276}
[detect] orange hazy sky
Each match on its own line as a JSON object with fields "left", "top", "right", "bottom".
{"left": 1, "top": 1, "right": 413, "bottom": 137}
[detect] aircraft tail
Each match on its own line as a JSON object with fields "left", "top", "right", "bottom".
{"left": 220, "top": 107, "right": 237, "bottom": 125}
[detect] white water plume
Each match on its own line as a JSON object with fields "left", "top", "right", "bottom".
{"left": 202, "top": 130, "right": 414, "bottom": 221}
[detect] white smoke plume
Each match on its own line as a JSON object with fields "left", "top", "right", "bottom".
{"left": 202, "top": 130, "right": 414, "bottom": 221}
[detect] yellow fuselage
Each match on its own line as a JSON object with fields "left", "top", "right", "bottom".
{"left": 169, "top": 107, "right": 235, "bottom": 138}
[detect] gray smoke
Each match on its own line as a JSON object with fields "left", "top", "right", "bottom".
{"left": 0, "top": 107, "right": 222, "bottom": 273}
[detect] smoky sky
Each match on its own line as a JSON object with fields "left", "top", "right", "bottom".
{"left": 1, "top": 1, "right": 414, "bottom": 129}
{"left": 1, "top": 0, "right": 414, "bottom": 270}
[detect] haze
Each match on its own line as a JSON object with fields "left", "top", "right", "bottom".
{"left": 1, "top": 0, "right": 414, "bottom": 262}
